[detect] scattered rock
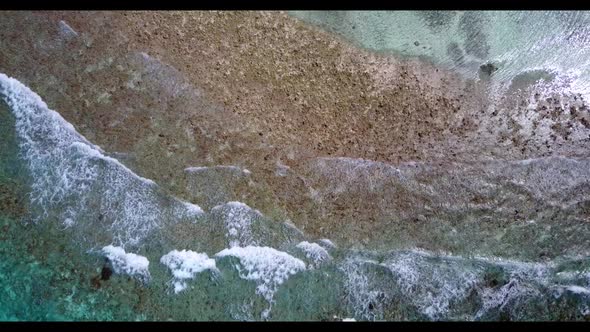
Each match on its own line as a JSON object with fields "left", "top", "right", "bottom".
{"left": 479, "top": 62, "right": 498, "bottom": 77}
{"left": 101, "top": 265, "right": 113, "bottom": 281}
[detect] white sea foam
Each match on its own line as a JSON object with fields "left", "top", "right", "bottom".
{"left": 185, "top": 165, "right": 250, "bottom": 175}
{"left": 318, "top": 238, "right": 337, "bottom": 249}
{"left": 160, "top": 250, "right": 217, "bottom": 293}
{"left": 58, "top": 20, "right": 78, "bottom": 38}
{"left": 180, "top": 201, "right": 204, "bottom": 217}
{"left": 101, "top": 245, "right": 150, "bottom": 282}
{"left": 0, "top": 73, "right": 203, "bottom": 248}
{"left": 380, "top": 249, "right": 556, "bottom": 320}
{"left": 340, "top": 257, "right": 388, "bottom": 321}
{"left": 475, "top": 278, "right": 542, "bottom": 319}
{"left": 211, "top": 202, "right": 263, "bottom": 247}
{"left": 184, "top": 166, "right": 208, "bottom": 172}
{"left": 310, "top": 157, "right": 405, "bottom": 195}
{"left": 275, "top": 161, "right": 290, "bottom": 177}
{"left": 216, "top": 246, "right": 306, "bottom": 318}
{"left": 566, "top": 285, "right": 590, "bottom": 295}
{"left": 384, "top": 250, "right": 482, "bottom": 320}
{"left": 62, "top": 218, "right": 75, "bottom": 228}
{"left": 296, "top": 241, "right": 332, "bottom": 269}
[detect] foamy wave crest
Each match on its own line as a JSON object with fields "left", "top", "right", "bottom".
{"left": 384, "top": 250, "right": 483, "bottom": 320}
{"left": 296, "top": 241, "right": 332, "bottom": 269}
{"left": 101, "top": 245, "right": 150, "bottom": 283}
{"left": 211, "top": 202, "right": 264, "bottom": 248}
{"left": 340, "top": 257, "right": 389, "bottom": 321}
{"left": 160, "top": 249, "right": 217, "bottom": 294}
{"left": 216, "top": 246, "right": 306, "bottom": 318}
{"left": 0, "top": 73, "right": 203, "bottom": 249}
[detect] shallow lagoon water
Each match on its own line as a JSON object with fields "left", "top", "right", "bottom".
{"left": 291, "top": 11, "right": 590, "bottom": 95}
